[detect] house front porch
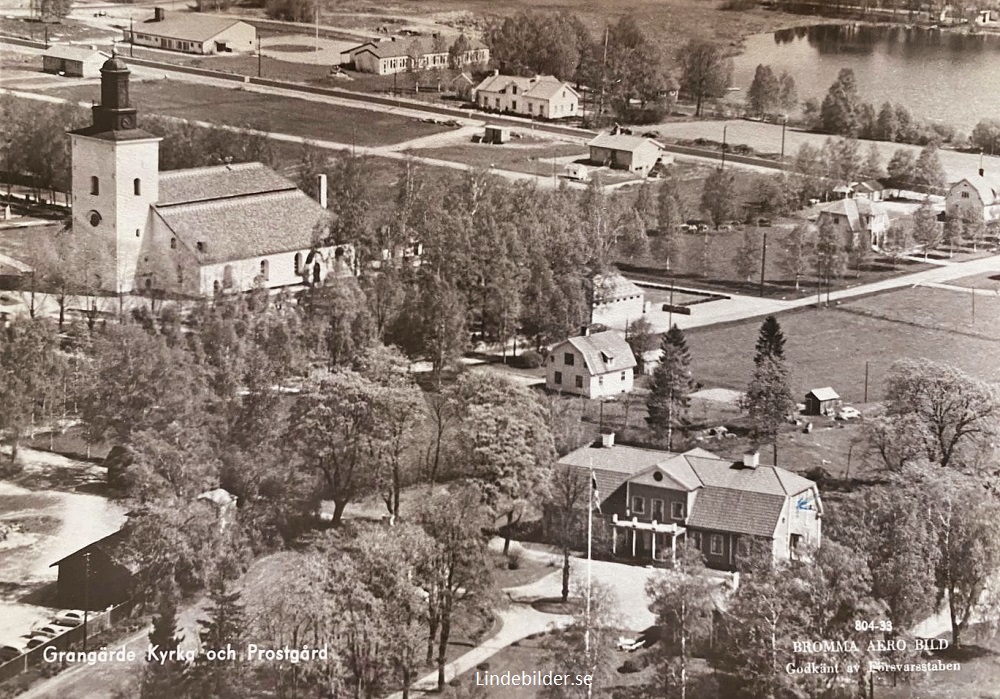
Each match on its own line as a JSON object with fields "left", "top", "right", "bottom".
{"left": 610, "top": 514, "right": 686, "bottom": 565}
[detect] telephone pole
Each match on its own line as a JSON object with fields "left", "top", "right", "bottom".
{"left": 759, "top": 228, "right": 768, "bottom": 297}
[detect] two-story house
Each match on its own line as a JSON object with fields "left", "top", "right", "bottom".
{"left": 816, "top": 197, "right": 890, "bottom": 250}
{"left": 550, "top": 437, "right": 822, "bottom": 570}
{"left": 946, "top": 170, "right": 1000, "bottom": 223}
{"left": 545, "top": 330, "right": 635, "bottom": 399}
{"left": 473, "top": 72, "right": 580, "bottom": 119}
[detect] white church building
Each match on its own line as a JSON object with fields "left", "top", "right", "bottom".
{"left": 69, "top": 55, "right": 351, "bottom": 296}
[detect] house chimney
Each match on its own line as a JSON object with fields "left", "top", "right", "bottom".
{"left": 154, "top": 6, "right": 165, "bottom": 21}
{"left": 492, "top": 68, "right": 499, "bottom": 76}
{"left": 601, "top": 432, "right": 615, "bottom": 448}
{"left": 979, "top": 168, "right": 985, "bottom": 177}
{"left": 743, "top": 450, "right": 760, "bottom": 469}
{"left": 316, "top": 173, "right": 328, "bottom": 209}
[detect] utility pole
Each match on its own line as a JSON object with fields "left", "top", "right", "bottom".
{"left": 257, "top": 36, "right": 262, "bottom": 78}
{"left": 129, "top": 17, "right": 134, "bottom": 58}
{"left": 721, "top": 124, "right": 728, "bottom": 170}
{"left": 82, "top": 552, "right": 90, "bottom": 652}
{"left": 759, "top": 228, "right": 768, "bottom": 297}
{"left": 597, "top": 27, "right": 609, "bottom": 125}
{"left": 863, "top": 361, "right": 869, "bottom": 403}
{"left": 972, "top": 286, "right": 976, "bottom": 323}
{"left": 780, "top": 115, "right": 787, "bottom": 163}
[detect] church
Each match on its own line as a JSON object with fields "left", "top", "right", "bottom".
{"left": 69, "top": 55, "right": 352, "bottom": 296}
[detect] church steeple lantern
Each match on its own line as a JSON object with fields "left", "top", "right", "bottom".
{"left": 91, "top": 55, "right": 138, "bottom": 133}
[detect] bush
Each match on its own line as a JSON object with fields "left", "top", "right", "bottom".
{"left": 620, "top": 659, "right": 641, "bottom": 673}
{"left": 507, "top": 549, "right": 523, "bottom": 570}
{"left": 476, "top": 662, "right": 490, "bottom": 671}
{"left": 513, "top": 350, "right": 544, "bottom": 369}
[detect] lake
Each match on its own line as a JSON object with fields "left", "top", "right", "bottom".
{"left": 732, "top": 24, "right": 1000, "bottom": 132}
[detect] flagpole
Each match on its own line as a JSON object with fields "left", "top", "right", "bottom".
{"left": 586, "top": 461, "right": 595, "bottom": 699}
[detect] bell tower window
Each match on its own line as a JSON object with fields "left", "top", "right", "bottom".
{"left": 91, "top": 176, "right": 99, "bottom": 195}
{"left": 134, "top": 178, "right": 141, "bottom": 195}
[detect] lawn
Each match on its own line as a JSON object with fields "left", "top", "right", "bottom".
{"left": 408, "top": 141, "right": 587, "bottom": 176}
{"left": 41, "top": 79, "right": 449, "bottom": 147}
{"left": 683, "top": 287, "right": 1000, "bottom": 408}
{"left": 944, "top": 271, "right": 1000, "bottom": 292}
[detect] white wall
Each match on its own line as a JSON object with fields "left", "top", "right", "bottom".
{"left": 587, "top": 368, "right": 634, "bottom": 399}
{"left": 591, "top": 295, "right": 644, "bottom": 330}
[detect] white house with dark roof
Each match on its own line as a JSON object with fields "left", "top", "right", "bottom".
{"left": 946, "top": 171, "right": 1000, "bottom": 223}
{"left": 345, "top": 36, "right": 488, "bottom": 75}
{"left": 546, "top": 329, "right": 636, "bottom": 399}
{"left": 69, "top": 57, "right": 350, "bottom": 296}
{"left": 816, "top": 197, "right": 889, "bottom": 250}
{"left": 126, "top": 8, "right": 256, "bottom": 55}
{"left": 589, "top": 272, "right": 645, "bottom": 329}
{"left": 553, "top": 439, "right": 822, "bottom": 569}
{"left": 473, "top": 72, "right": 579, "bottom": 119}
{"left": 42, "top": 46, "right": 109, "bottom": 78}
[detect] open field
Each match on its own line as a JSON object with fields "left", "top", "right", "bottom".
{"left": 945, "top": 271, "right": 1000, "bottom": 291}
{"left": 40, "top": 78, "right": 449, "bottom": 147}
{"left": 408, "top": 140, "right": 586, "bottom": 176}
{"left": 684, "top": 286, "right": 1000, "bottom": 407}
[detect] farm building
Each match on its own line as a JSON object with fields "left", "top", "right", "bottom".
{"left": 546, "top": 330, "right": 636, "bottom": 399}
{"left": 50, "top": 530, "right": 135, "bottom": 609}
{"left": 564, "top": 163, "right": 590, "bottom": 182}
{"left": 588, "top": 131, "right": 667, "bottom": 175}
{"left": 589, "top": 272, "right": 645, "bottom": 329}
{"left": 483, "top": 125, "right": 511, "bottom": 144}
{"left": 127, "top": 8, "right": 256, "bottom": 55}
{"left": 804, "top": 387, "right": 841, "bottom": 416}
{"left": 42, "top": 46, "right": 109, "bottom": 78}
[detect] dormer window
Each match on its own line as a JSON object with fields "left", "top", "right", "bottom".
{"left": 600, "top": 351, "right": 613, "bottom": 364}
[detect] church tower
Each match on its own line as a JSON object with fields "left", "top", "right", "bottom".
{"left": 70, "top": 56, "right": 161, "bottom": 294}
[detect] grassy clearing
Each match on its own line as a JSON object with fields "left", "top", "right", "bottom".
{"left": 408, "top": 141, "right": 587, "bottom": 175}
{"left": 683, "top": 287, "right": 1000, "bottom": 408}
{"left": 42, "top": 79, "right": 448, "bottom": 147}
{"left": 945, "top": 271, "right": 1000, "bottom": 291}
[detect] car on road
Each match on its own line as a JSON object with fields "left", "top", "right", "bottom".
{"left": 52, "top": 610, "right": 86, "bottom": 628}
{"left": 837, "top": 407, "right": 861, "bottom": 420}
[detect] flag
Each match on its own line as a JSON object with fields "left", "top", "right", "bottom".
{"left": 590, "top": 471, "right": 602, "bottom": 514}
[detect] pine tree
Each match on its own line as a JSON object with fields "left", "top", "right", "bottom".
{"left": 753, "top": 316, "right": 785, "bottom": 365}
{"left": 647, "top": 325, "right": 695, "bottom": 450}
{"left": 141, "top": 596, "right": 186, "bottom": 699}
{"left": 188, "top": 578, "right": 248, "bottom": 699}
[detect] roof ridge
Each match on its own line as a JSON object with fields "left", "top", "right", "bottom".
{"left": 159, "top": 161, "right": 265, "bottom": 179}
{"left": 156, "top": 188, "right": 300, "bottom": 213}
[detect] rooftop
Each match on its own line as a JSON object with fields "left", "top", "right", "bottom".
{"left": 43, "top": 45, "right": 108, "bottom": 62}
{"left": 806, "top": 387, "right": 840, "bottom": 401}
{"left": 157, "top": 162, "right": 295, "bottom": 206}
{"left": 137, "top": 13, "right": 246, "bottom": 42}
{"left": 562, "top": 330, "right": 637, "bottom": 376}
{"left": 589, "top": 132, "right": 663, "bottom": 152}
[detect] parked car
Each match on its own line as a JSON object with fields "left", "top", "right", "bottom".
{"left": 0, "top": 645, "right": 24, "bottom": 662}
{"left": 29, "top": 624, "right": 64, "bottom": 639}
{"left": 837, "top": 407, "right": 861, "bottom": 420}
{"left": 24, "top": 636, "right": 50, "bottom": 650}
{"left": 52, "top": 610, "right": 86, "bottom": 628}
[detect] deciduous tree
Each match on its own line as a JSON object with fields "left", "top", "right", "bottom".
{"left": 820, "top": 68, "right": 861, "bottom": 136}
{"left": 780, "top": 223, "right": 812, "bottom": 292}
{"left": 676, "top": 40, "right": 732, "bottom": 117}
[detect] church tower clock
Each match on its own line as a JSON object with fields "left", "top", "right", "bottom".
{"left": 69, "top": 55, "right": 161, "bottom": 294}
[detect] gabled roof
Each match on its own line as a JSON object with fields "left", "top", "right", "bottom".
{"left": 559, "top": 442, "right": 677, "bottom": 504}
{"left": 952, "top": 175, "right": 1000, "bottom": 205}
{"left": 138, "top": 13, "right": 246, "bottom": 43}
{"left": 153, "top": 189, "right": 328, "bottom": 264}
{"left": 50, "top": 529, "right": 138, "bottom": 572}
{"left": 474, "top": 73, "right": 577, "bottom": 101}
{"left": 589, "top": 132, "right": 663, "bottom": 153}
{"left": 806, "top": 387, "right": 840, "bottom": 402}
{"left": 818, "top": 197, "right": 886, "bottom": 230}
{"left": 562, "top": 330, "right": 637, "bottom": 376}
{"left": 686, "top": 488, "right": 786, "bottom": 537}
{"left": 591, "top": 272, "right": 644, "bottom": 304}
{"left": 157, "top": 162, "right": 295, "bottom": 206}
{"left": 44, "top": 45, "right": 109, "bottom": 62}
{"left": 354, "top": 36, "right": 485, "bottom": 60}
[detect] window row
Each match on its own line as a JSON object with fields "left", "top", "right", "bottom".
{"left": 630, "top": 496, "right": 685, "bottom": 521}
{"left": 88, "top": 177, "right": 142, "bottom": 196}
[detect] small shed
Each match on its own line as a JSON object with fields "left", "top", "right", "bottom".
{"left": 483, "top": 125, "right": 511, "bottom": 144}
{"left": 42, "top": 46, "right": 109, "bottom": 78}
{"left": 804, "top": 387, "right": 841, "bottom": 416}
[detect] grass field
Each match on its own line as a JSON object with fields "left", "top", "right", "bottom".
{"left": 41, "top": 79, "right": 448, "bottom": 147}
{"left": 945, "top": 271, "right": 1000, "bottom": 292}
{"left": 684, "top": 287, "right": 1000, "bottom": 408}
{"left": 408, "top": 141, "right": 587, "bottom": 176}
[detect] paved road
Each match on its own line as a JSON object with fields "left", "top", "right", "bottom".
{"left": 642, "top": 249, "right": 1000, "bottom": 333}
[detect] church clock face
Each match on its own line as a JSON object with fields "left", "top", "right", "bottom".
{"left": 88, "top": 210, "right": 102, "bottom": 227}
{"left": 120, "top": 115, "right": 135, "bottom": 129}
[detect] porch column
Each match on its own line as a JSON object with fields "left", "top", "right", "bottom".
{"left": 671, "top": 532, "right": 677, "bottom": 565}
{"left": 612, "top": 526, "right": 617, "bottom": 555}
{"left": 631, "top": 529, "right": 637, "bottom": 557}
{"left": 651, "top": 530, "right": 657, "bottom": 561}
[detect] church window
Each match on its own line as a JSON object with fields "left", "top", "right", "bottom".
{"left": 90, "top": 176, "right": 99, "bottom": 195}
{"left": 145, "top": 278, "right": 152, "bottom": 289}
{"left": 223, "top": 265, "right": 234, "bottom": 289}
{"left": 294, "top": 252, "right": 302, "bottom": 275}
{"left": 170, "top": 238, "right": 177, "bottom": 249}
{"left": 135, "top": 229, "right": 140, "bottom": 237}
{"left": 134, "top": 178, "right": 141, "bottom": 195}
{"left": 196, "top": 242, "right": 205, "bottom": 252}
{"left": 260, "top": 259, "right": 269, "bottom": 281}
